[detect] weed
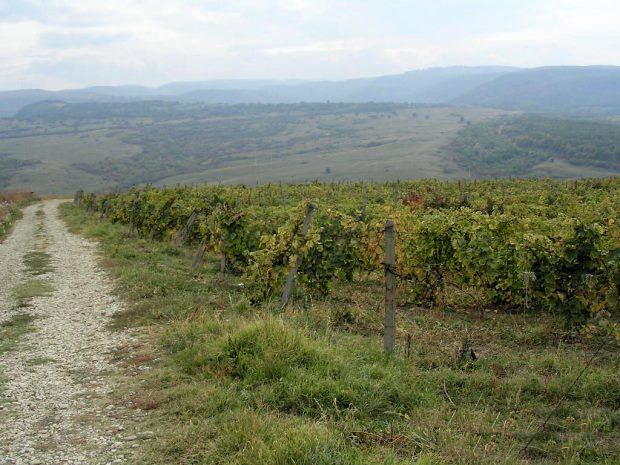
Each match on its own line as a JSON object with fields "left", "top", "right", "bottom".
{"left": 11, "top": 279, "right": 54, "bottom": 307}
{"left": 22, "top": 251, "right": 54, "bottom": 275}
{"left": 0, "top": 192, "right": 37, "bottom": 241}
{"left": 0, "top": 313, "right": 36, "bottom": 355}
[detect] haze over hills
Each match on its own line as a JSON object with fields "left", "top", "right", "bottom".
{"left": 2, "top": 65, "right": 620, "bottom": 195}
{"left": 455, "top": 66, "right": 620, "bottom": 113}
{"left": 5, "top": 65, "right": 620, "bottom": 118}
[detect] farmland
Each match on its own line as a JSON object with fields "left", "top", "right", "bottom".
{"left": 61, "top": 178, "right": 620, "bottom": 464}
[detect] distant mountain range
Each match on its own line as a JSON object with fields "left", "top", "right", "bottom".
{"left": 3, "top": 65, "right": 620, "bottom": 117}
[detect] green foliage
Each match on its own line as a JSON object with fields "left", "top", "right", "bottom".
{"left": 452, "top": 115, "right": 620, "bottom": 177}
{"left": 83, "top": 177, "right": 620, "bottom": 329}
{"left": 0, "top": 192, "right": 36, "bottom": 240}
{"left": 0, "top": 204, "right": 21, "bottom": 240}
{"left": 62, "top": 203, "right": 620, "bottom": 465}
{"left": 164, "top": 319, "right": 432, "bottom": 422}
{"left": 0, "top": 313, "right": 36, "bottom": 355}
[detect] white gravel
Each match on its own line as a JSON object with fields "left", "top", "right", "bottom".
{"left": 0, "top": 200, "right": 142, "bottom": 464}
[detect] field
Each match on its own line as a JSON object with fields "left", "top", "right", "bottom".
{"left": 1, "top": 104, "right": 503, "bottom": 194}
{"left": 0, "top": 129, "right": 142, "bottom": 193}
{"left": 3, "top": 101, "right": 620, "bottom": 195}
{"left": 62, "top": 178, "right": 620, "bottom": 464}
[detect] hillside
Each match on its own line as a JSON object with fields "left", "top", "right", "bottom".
{"left": 0, "top": 66, "right": 514, "bottom": 117}
{"left": 450, "top": 115, "right": 620, "bottom": 178}
{"left": 0, "top": 89, "right": 125, "bottom": 118}
{"left": 59, "top": 178, "right": 620, "bottom": 465}
{"left": 3, "top": 100, "right": 620, "bottom": 194}
{"left": 0, "top": 101, "right": 504, "bottom": 194}
{"left": 4, "top": 66, "right": 620, "bottom": 117}
{"left": 454, "top": 66, "right": 620, "bottom": 113}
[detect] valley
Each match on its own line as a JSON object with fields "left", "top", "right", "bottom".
{"left": 2, "top": 100, "right": 619, "bottom": 195}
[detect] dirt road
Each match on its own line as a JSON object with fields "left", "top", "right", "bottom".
{"left": 0, "top": 200, "right": 138, "bottom": 464}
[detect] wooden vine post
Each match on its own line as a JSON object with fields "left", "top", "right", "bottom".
{"left": 86, "top": 194, "right": 96, "bottom": 213}
{"left": 220, "top": 247, "right": 227, "bottom": 273}
{"left": 384, "top": 219, "right": 396, "bottom": 352}
{"left": 192, "top": 236, "right": 208, "bottom": 270}
{"left": 74, "top": 190, "right": 84, "bottom": 205}
{"left": 100, "top": 199, "right": 111, "bottom": 221}
{"left": 361, "top": 185, "right": 367, "bottom": 218}
{"left": 129, "top": 192, "right": 140, "bottom": 234}
{"left": 280, "top": 203, "right": 316, "bottom": 307}
{"left": 175, "top": 210, "right": 198, "bottom": 246}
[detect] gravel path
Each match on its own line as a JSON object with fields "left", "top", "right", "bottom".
{"left": 0, "top": 203, "right": 36, "bottom": 324}
{"left": 0, "top": 200, "right": 140, "bottom": 465}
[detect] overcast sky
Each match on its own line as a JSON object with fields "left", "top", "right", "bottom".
{"left": 1, "top": 0, "right": 619, "bottom": 90}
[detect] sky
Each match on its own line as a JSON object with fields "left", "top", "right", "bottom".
{"left": 1, "top": 0, "right": 619, "bottom": 90}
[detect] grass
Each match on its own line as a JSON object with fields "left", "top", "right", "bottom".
{"left": 22, "top": 251, "right": 54, "bottom": 275}
{"left": 0, "top": 128, "right": 141, "bottom": 194}
{"left": 0, "top": 313, "right": 36, "bottom": 355}
{"left": 532, "top": 159, "right": 620, "bottom": 179}
{"left": 0, "top": 191, "right": 37, "bottom": 241}
{"left": 11, "top": 279, "right": 54, "bottom": 307}
{"left": 0, "top": 207, "right": 22, "bottom": 241}
{"left": 61, "top": 203, "right": 620, "bottom": 465}
{"left": 3, "top": 106, "right": 620, "bottom": 195}
{"left": 0, "top": 191, "right": 36, "bottom": 203}
{"left": 23, "top": 209, "right": 55, "bottom": 275}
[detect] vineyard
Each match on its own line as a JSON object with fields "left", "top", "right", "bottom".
{"left": 63, "top": 178, "right": 620, "bottom": 464}
{"left": 78, "top": 178, "right": 619, "bottom": 333}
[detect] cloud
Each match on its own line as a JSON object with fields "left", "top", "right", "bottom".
{"left": 40, "top": 31, "right": 130, "bottom": 49}
{"left": 0, "top": 0, "right": 619, "bottom": 89}
{"left": 263, "top": 39, "right": 370, "bottom": 56}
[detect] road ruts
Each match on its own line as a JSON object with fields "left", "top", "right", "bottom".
{"left": 0, "top": 200, "right": 142, "bottom": 465}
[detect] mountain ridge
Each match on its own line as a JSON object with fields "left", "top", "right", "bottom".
{"left": 3, "top": 65, "right": 620, "bottom": 117}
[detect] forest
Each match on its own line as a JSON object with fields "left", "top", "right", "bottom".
{"left": 451, "top": 116, "right": 620, "bottom": 177}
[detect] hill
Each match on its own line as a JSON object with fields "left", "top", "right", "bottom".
{"left": 450, "top": 115, "right": 620, "bottom": 177}
{"left": 2, "top": 99, "right": 620, "bottom": 194}
{"left": 0, "top": 89, "right": 125, "bottom": 118}
{"left": 0, "top": 67, "right": 515, "bottom": 117}
{"left": 5, "top": 66, "right": 620, "bottom": 117}
{"left": 454, "top": 66, "right": 620, "bottom": 113}
{"left": 0, "top": 101, "right": 504, "bottom": 194}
